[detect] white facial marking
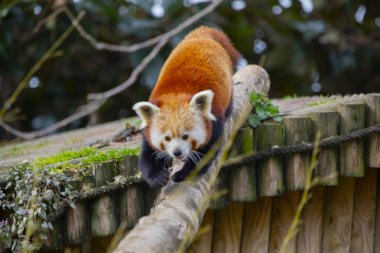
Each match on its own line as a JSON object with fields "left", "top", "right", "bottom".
{"left": 189, "top": 115, "right": 207, "bottom": 146}
{"left": 166, "top": 138, "right": 191, "bottom": 161}
{"left": 149, "top": 118, "right": 164, "bottom": 150}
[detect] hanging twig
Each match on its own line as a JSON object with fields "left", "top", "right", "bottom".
{"left": 64, "top": 0, "right": 223, "bottom": 53}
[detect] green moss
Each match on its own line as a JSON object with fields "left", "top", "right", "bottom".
{"left": 32, "top": 146, "right": 140, "bottom": 172}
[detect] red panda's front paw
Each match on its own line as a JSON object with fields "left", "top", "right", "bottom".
{"left": 172, "top": 170, "right": 189, "bottom": 183}
{"left": 145, "top": 169, "right": 169, "bottom": 188}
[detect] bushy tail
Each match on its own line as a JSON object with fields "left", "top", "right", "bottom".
{"left": 185, "top": 26, "right": 247, "bottom": 70}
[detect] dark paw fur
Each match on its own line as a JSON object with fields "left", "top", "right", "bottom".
{"left": 172, "top": 170, "right": 189, "bottom": 183}
{"left": 145, "top": 169, "right": 169, "bottom": 188}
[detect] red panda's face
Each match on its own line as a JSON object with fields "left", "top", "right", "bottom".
{"left": 133, "top": 90, "right": 216, "bottom": 162}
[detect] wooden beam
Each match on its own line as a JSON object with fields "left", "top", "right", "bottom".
{"left": 112, "top": 65, "right": 270, "bottom": 253}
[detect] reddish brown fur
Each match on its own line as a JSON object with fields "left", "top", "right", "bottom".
{"left": 149, "top": 26, "right": 238, "bottom": 119}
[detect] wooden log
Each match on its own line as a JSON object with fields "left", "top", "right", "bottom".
{"left": 112, "top": 65, "right": 270, "bottom": 253}
{"left": 240, "top": 197, "right": 272, "bottom": 253}
{"left": 269, "top": 191, "right": 300, "bottom": 253}
{"left": 256, "top": 122, "right": 284, "bottom": 197}
{"left": 119, "top": 155, "right": 144, "bottom": 229}
{"left": 366, "top": 94, "right": 380, "bottom": 168}
{"left": 338, "top": 102, "right": 366, "bottom": 177}
{"left": 90, "top": 162, "right": 119, "bottom": 237}
{"left": 0, "top": 243, "right": 6, "bottom": 253}
{"left": 65, "top": 201, "right": 91, "bottom": 245}
{"left": 374, "top": 171, "right": 380, "bottom": 253}
{"left": 91, "top": 236, "right": 112, "bottom": 253}
{"left": 296, "top": 186, "right": 325, "bottom": 253}
{"left": 310, "top": 111, "right": 339, "bottom": 185}
{"left": 322, "top": 177, "right": 355, "bottom": 253}
{"left": 350, "top": 168, "right": 377, "bottom": 253}
{"left": 209, "top": 168, "right": 229, "bottom": 209}
{"left": 229, "top": 127, "right": 257, "bottom": 202}
{"left": 212, "top": 203, "right": 244, "bottom": 253}
{"left": 187, "top": 210, "right": 216, "bottom": 253}
{"left": 43, "top": 216, "right": 65, "bottom": 250}
{"left": 283, "top": 116, "right": 312, "bottom": 190}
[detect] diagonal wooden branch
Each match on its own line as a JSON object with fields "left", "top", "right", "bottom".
{"left": 112, "top": 65, "right": 271, "bottom": 253}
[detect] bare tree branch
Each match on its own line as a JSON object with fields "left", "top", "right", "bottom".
{"left": 64, "top": 0, "right": 223, "bottom": 53}
{"left": 0, "top": 0, "right": 223, "bottom": 140}
{"left": 0, "top": 11, "right": 86, "bottom": 120}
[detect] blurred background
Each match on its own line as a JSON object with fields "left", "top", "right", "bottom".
{"left": 0, "top": 0, "right": 379, "bottom": 141}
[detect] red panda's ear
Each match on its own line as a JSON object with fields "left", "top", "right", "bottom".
{"left": 133, "top": 102, "right": 160, "bottom": 129}
{"left": 189, "top": 90, "right": 216, "bottom": 121}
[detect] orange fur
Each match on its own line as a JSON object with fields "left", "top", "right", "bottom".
{"left": 149, "top": 26, "right": 240, "bottom": 118}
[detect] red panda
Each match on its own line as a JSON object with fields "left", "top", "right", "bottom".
{"left": 133, "top": 26, "right": 244, "bottom": 187}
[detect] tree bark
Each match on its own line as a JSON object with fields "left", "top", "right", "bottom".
{"left": 112, "top": 65, "right": 270, "bottom": 253}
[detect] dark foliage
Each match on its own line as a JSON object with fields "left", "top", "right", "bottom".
{"left": 0, "top": 0, "right": 379, "bottom": 140}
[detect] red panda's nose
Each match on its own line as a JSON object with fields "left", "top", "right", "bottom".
{"left": 173, "top": 149, "right": 182, "bottom": 157}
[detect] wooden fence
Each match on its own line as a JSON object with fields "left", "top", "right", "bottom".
{"left": 0, "top": 93, "right": 379, "bottom": 253}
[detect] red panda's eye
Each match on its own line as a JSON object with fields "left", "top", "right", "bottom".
{"left": 182, "top": 134, "right": 189, "bottom": 140}
{"left": 165, "top": 136, "right": 171, "bottom": 141}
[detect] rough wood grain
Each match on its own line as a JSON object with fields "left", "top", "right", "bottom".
{"left": 310, "top": 111, "right": 339, "bottom": 185}
{"left": 65, "top": 202, "right": 90, "bottom": 244}
{"left": 240, "top": 197, "right": 273, "bottom": 253}
{"left": 322, "top": 177, "right": 355, "bottom": 253}
{"left": 283, "top": 116, "right": 312, "bottom": 190}
{"left": 212, "top": 203, "right": 244, "bottom": 253}
{"left": 374, "top": 171, "right": 380, "bottom": 253}
{"left": 269, "top": 191, "right": 300, "bottom": 253}
{"left": 350, "top": 168, "right": 377, "bottom": 253}
{"left": 90, "top": 162, "right": 119, "bottom": 237}
{"left": 209, "top": 168, "right": 229, "bottom": 209}
{"left": 120, "top": 155, "right": 144, "bottom": 229}
{"left": 297, "top": 186, "right": 325, "bottom": 253}
{"left": 186, "top": 210, "right": 216, "bottom": 253}
{"left": 366, "top": 94, "right": 380, "bottom": 168}
{"left": 112, "top": 65, "right": 270, "bottom": 253}
{"left": 229, "top": 127, "right": 256, "bottom": 202}
{"left": 43, "top": 217, "right": 65, "bottom": 250}
{"left": 257, "top": 122, "right": 284, "bottom": 197}
{"left": 338, "top": 102, "right": 366, "bottom": 177}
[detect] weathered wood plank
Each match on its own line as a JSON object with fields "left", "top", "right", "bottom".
{"left": 65, "top": 202, "right": 90, "bottom": 245}
{"left": 283, "top": 116, "right": 312, "bottom": 190}
{"left": 212, "top": 203, "right": 244, "bottom": 253}
{"left": 186, "top": 210, "right": 215, "bottom": 253}
{"left": 366, "top": 94, "right": 380, "bottom": 168}
{"left": 269, "top": 191, "right": 300, "bottom": 253}
{"left": 296, "top": 186, "right": 325, "bottom": 253}
{"left": 350, "top": 168, "right": 377, "bottom": 253}
{"left": 338, "top": 102, "right": 366, "bottom": 177}
{"left": 229, "top": 127, "right": 256, "bottom": 202}
{"left": 43, "top": 216, "right": 65, "bottom": 250}
{"left": 257, "top": 122, "right": 284, "bottom": 197}
{"left": 374, "top": 171, "right": 380, "bottom": 253}
{"left": 322, "top": 177, "right": 355, "bottom": 253}
{"left": 310, "top": 111, "right": 339, "bottom": 185}
{"left": 120, "top": 155, "right": 144, "bottom": 229}
{"left": 209, "top": 168, "right": 229, "bottom": 209}
{"left": 240, "top": 197, "right": 272, "bottom": 253}
{"left": 90, "top": 162, "right": 119, "bottom": 237}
